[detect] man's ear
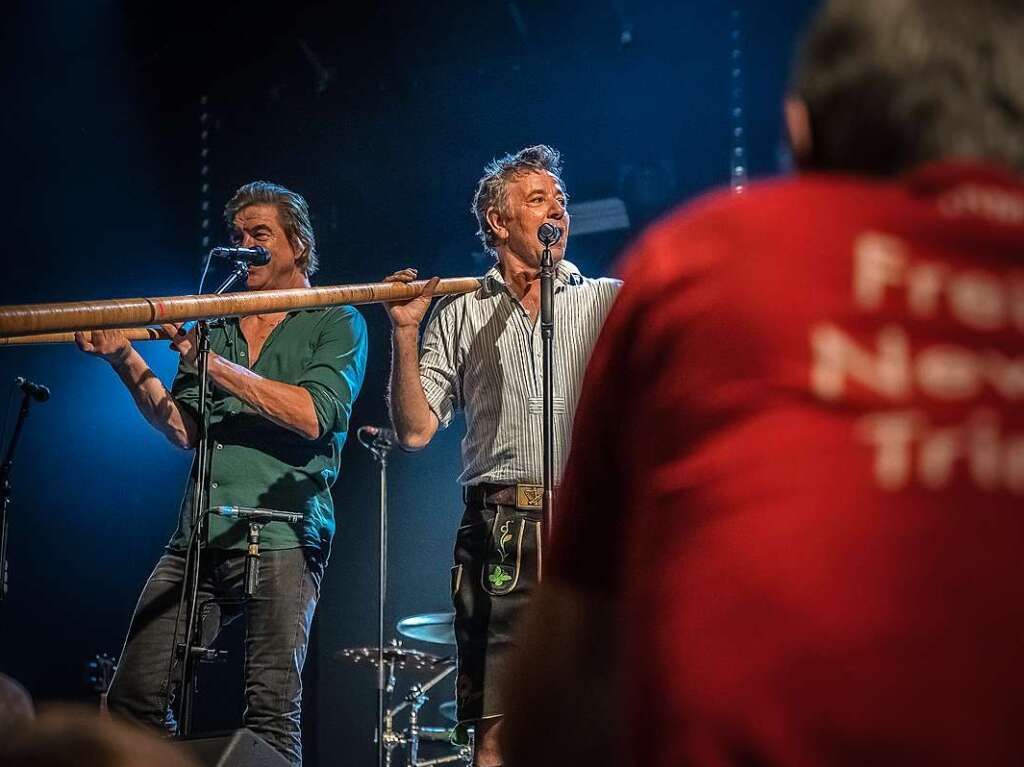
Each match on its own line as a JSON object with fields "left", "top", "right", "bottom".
{"left": 293, "top": 237, "right": 308, "bottom": 270}
{"left": 784, "top": 96, "right": 813, "bottom": 169}
{"left": 485, "top": 206, "right": 508, "bottom": 243}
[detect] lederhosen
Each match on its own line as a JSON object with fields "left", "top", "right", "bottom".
{"left": 452, "top": 482, "right": 544, "bottom": 725}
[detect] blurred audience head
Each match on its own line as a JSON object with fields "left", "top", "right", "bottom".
{"left": 0, "top": 704, "right": 198, "bottom": 767}
{"left": 788, "top": 0, "right": 1024, "bottom": 175}
{"left": 0, "top": 673, "right": 35, "bottom": 740}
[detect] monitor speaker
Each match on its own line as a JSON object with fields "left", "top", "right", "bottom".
{"left": 176, "top": 728, "right": 290, "bottom": 767}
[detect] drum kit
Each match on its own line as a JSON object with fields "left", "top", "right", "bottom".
{"left": 335, "top": 611, "right": 471, "bottom": 767}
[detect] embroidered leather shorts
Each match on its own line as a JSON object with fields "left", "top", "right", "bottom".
{"left": 451, "top": 502, "right": 542, "bottom": 724}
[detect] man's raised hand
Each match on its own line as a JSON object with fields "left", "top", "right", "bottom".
{"left": 159, "top": 323, "right": 200, "bottom": 370}
{"left": 382, "top": 268, "right": 440, "bottom": 329}
{"left": 74, "top": 329, "right": 131, "bottom": 364}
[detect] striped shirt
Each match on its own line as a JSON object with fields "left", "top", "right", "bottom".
{"left": 419, "top": 259, "right": 621, "bottom": 486}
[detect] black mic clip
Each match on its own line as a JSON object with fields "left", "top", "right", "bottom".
{"left": 357, "top": 425, "right": 402, "bottom": 455}
{"left": 14, "top": 377, "right": 50, "bottom": 403}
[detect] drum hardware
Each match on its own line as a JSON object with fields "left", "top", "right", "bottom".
{"left": 388, "top": 661, "right": 468, "bottom": 767}
{"left": 395, "top": 611, "right": 456, "bottom": 645}
{"left": 340, "top": 646, "right": 469, "bottom": 766}
{"left": 335, "top": 640, "right": 450, "bottom": 674}
{"left": 438, "top": 700, "right": 457, "bottom": 724}
{"left": 415, "top": 726, "right": 456, "bottom": 743}
{"left": 406, "top": 753, "right": 470, "bottom": 767}
{"left": 338, "top": 610, "right": 468, "bottom": 766}
{"left": 83, "top": 653, "right": 117, "bottom": 712}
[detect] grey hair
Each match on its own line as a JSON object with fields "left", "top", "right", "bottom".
{"left": 472, "top": 145, "right": 565, "bottom": 256}
{"left": 792, "top": 0, "right": 1024, "bottom": 175}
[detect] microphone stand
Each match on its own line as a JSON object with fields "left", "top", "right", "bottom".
{"left": 358, "top": 427, "right": 396, "bottom": 767}
{"left": 177, "top": 259, "right": 249, "bottom": 735}
{"left": 539, "top": 237, "right": 556, "bottom": 548}
{"left": 244, "top": 521, "right": 264, "bottom": 598}
{"left": 0, "top": 385, "right": 43, "bottom": 605}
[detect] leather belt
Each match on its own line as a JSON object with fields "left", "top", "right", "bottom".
{"left": 463, "top": 482, "right": 544, "bottom": 510}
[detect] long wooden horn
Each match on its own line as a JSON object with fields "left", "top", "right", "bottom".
{"left": 0, "top": 277, "right": 481, "bottom": 341}
{"left": 0, "top": 327, "right": 173, "bottom": 347}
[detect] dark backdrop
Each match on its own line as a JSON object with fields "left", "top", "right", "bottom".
{"left": 0, "top": 1, "right": 815, "bottom": 764}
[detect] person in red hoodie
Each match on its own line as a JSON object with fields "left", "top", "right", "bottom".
{"left": 503, "top": 1, "right": 1024, "bottom": 765}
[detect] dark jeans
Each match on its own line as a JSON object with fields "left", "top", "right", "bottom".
{"left": 106, "top": 547, "right": 323, "bottom": 766}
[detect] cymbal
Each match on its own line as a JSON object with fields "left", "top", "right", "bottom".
{"left": 334, "top": 646, "right": 450, "bottom": 671}
{"left": 439, "top": 700, "right": 457, "bottom": 723}
{"left": 396, "top": 611, "right": 456, "bottom": 645}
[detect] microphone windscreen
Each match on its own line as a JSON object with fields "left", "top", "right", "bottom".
{"left": 537, "top": 223, "right": 563, "bottom": 246}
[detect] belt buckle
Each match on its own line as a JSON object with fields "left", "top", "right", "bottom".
{"left": 515, "top": 484, "right": 543, "bottom": 510}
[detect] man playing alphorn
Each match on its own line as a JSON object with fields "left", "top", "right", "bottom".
{"left": 77, "top": 181, "right": 367, "bottom": 766}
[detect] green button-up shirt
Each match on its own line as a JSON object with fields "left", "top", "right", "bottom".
{"left": 168, "top": 305, "right": 367, "bottom": 552}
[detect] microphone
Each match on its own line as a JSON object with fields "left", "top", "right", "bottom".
{"left": 209, "top": 246, "right": 271, "bottom": 266}
{"left": 210, "top": 506, "right": 303, "bottom": 524}
{"left": 537, "top": 223, "right": 563, "bottom": 247}
{"left": 14, "top": 377, "right": 50, "bottom": 402}
{"left": 357, "top": 425, "right": 398, "bottom": 444}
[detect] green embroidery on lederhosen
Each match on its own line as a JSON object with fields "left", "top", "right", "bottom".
{"left": 482, "top": 507, "right": 525, "bottom": 596}
{"left": 488, "top": 565, "right": 513, "bottom": 588}
{"left": 497, "top": 519, "right": 513, "bottom": 559}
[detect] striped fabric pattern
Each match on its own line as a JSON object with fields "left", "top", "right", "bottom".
{"left": 419, "top": 259, "right": 621, "bottom": 486}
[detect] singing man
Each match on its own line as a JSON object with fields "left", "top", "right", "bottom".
{"left": 382, "top": 145, "right": 620, "bottom": 767}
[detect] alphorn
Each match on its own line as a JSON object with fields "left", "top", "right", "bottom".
{"left": 0, "top": 327, "right": 174, "bottom": 347}
{"left": 0, "top": 277, "right": 482, "bottom": 345}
